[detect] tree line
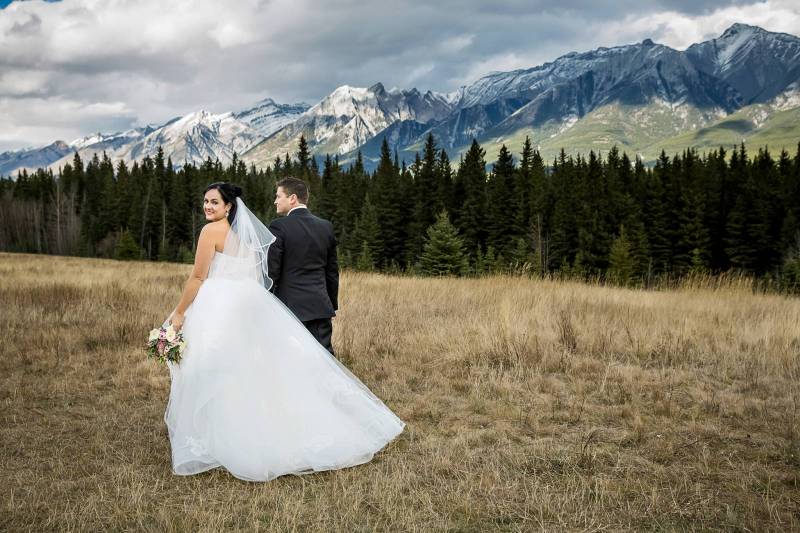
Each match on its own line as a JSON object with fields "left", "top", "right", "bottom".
{"left": 2, "top": 134, "right": 800, "bottom": 290}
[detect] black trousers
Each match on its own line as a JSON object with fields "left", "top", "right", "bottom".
{"left": 302, "top": 317, "right": 334, "bottom": 356}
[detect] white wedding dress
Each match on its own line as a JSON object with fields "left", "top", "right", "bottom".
{"left": 163, "top": 199, "right": 404, "bottom": 482}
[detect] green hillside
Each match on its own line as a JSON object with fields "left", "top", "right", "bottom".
{"left": 651, "top": 105, "right": 800, "bottom": 160}
{"left": 449, "top": 101, "right": 715, "bottom": 164}
{"left": 455, "top": 100, "right": 800, "bottom": 166}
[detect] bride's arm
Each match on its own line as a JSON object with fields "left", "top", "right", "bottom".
{"left": 170, "top": 224, "right": 219, "bottom": 330}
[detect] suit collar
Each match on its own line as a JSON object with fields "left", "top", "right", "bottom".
{"left": 288, "top": 206, "right": 311, "bottom": 217}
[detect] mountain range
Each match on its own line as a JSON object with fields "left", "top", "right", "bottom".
{"left": 2, "top": 23, "right": 799, "bottom": 177}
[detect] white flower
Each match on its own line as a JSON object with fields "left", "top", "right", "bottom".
{"left": 165, "top": 326, "right": 177, "bottom": 343}
{"left": 148, "top": 329, "right": 160, "bottom": 342}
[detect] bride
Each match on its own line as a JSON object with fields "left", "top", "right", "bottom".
{"left": 162, "top": 182, "right": 405, "bottom": 482}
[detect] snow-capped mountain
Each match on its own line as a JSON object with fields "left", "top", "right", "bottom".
{"left": 243, "top": 82, "right": 454, "bottom": 165}
{"left": 2, "top": 24, "right": 799, "bottom": 177}
{"left": 686, "top": 23, "right": 800, "bottom": 104}
{"left": 427, "top": 37, "right": 747, "bottom": 149}
{"left": 33, "top": 110, "right": 264, "bottom": 174}
{"left": 0, "top": 141, "right": 73, "bottom": 176}
{"left": 1, "top": 97, "right": 300, "bottom": 176}
{"left": 68, "top": 126, "right": 155, "bottom": 151}
{"left": 451, "top": 39, "right": 740, "bottom": 112}
{"left": 233, "top": 98, "right": 310, "bottom": 137}
{"left": 119, "top": 110, "right": 262, "bottom": 165}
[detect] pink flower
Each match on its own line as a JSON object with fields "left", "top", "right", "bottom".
{"left": 157, "top": 340, "right": 166, "bottom": 355}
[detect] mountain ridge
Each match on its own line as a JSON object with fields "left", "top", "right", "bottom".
{"left": 3, "top": 23, "right": 799, "bottom": 177}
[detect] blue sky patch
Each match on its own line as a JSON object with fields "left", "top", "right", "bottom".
{"left": 1, "top": 0, "right": 61, "bottom": 9}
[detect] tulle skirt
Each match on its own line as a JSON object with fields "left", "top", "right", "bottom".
{"left": 163, "top": 277, "right": 405, "bottom": 482}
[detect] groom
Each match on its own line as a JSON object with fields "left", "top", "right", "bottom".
{"left": 268, "top": 177, "right": 339, "bottom": 355}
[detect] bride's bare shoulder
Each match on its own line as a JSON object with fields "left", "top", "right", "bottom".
{"left": 202, "top": 219, "right": 230, "bottom": 232}
{"left": 200, "top": 220, "right": 231, "bottom": 242}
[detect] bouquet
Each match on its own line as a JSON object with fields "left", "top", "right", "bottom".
{"left": 146, "top": 324, "right": 186, "bottom": 364}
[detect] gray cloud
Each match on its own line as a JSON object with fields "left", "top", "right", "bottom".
{"left": 8, "top": 11, "right": 39, "bottom": 34}
{"left": 0, "top": 0, "right": 798, "bottom": 150}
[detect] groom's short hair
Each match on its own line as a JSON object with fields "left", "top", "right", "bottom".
{"left": 277, "top": 177, "right": 309, "bottom": 204}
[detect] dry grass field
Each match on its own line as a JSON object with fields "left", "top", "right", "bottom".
{"left": 1, "top": 251, "right": 799, "bottom": 532}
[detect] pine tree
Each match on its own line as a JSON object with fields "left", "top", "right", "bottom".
{"left": 486, "top": 144, "right": 516, "bottom": 259}
{"left": 473, "top": 245, "right": 486, "bottom": 276}
{"left": 485, "top": 244, "right": 505, "bottom": 274}
{"left": 621, "top": 204, "right": 650, "bottom": 278}
{"left": 454, "top": 139, "right": 487, "bottom": 258}
{"left": 726, "top": 149, "right": 772, "bottom": 273}
{"left": 351, "top": 194, "right": 382, "bottom": 270}
{"left": 355, "top": 240, "right": 375, "bottom": 272}
{"left": 336, "top": 151, "right": 368, "bottom": 258}
{"left": 608, "top": 225, "right": 635, "bottom": 286}
{"left": 514, "top": 137, "right": 534, "bottom": 236}
{"left": 372, "top": 137, "right": 406, "bottom": 267}
{"left": 548, "top": 150, "right": 578, "bottom": 270}
{"left": 296, "top": 135, "right": 320, "bottom": 209}
{"left": 511, "top": 235, "right": 533, "bottom": 273}
{"left": 115, "top": 229, "right": 142, "bottom": 260}
{"left": 297, "top": 135, "right": 311, "bottom": 176}
{"left": 166, "top": 161, "right": 192, "bottom": 258}
{"left": 407, "top": 134, "right": 440, "bottom": 260}
{"left": 642, "top": 162, "right": 671, "bottom": 274}
{"left": 68, "top": 152, "right": 86, "bottom": 215}
{"left": 283, "top": 153, "right": 293, "bottom": 177}
{"left": 436, "top": 148, "right": 453, "bottom": 215}
{"left": 420, "top": 210, "right": 468, "bottom": 276}
{"left": 574, "top": 150, "right": 611, "bottom": 274}
{"left": 316, "top": 155, "right": 337, "bottom": 222}
{"left": 755, "top": 147, "right": 784, "bottom": 272}
{"left": 97, "top": 152, "right": 117, "bottom": 238}
{"left": 703, "top": 147, "right": 731, "bottom": 270}
{"left": 138, "top": 155, "right": 162, "bottom": 258}
{"left": 114, "top": 160, "right": 132, "bottom": 233}
{"left": 676, "top": 190, "right": 710, "bottom": 273}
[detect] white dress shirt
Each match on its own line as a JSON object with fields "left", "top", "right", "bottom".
{"left": 288, "top": 205, "right": 308, "bottom": 215}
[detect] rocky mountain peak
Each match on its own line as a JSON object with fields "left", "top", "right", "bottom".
{"left": 368, "top": 82, "right": 387, "bottom": 95}
{"left": 720, "top": 22, "right": 761, "bottom": 39}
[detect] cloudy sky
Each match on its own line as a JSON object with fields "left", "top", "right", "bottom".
{"left": 1, "top": 0, "right": 799, "bottom": 151}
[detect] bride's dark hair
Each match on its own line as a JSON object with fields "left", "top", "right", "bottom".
{"left": 205, "top": 182, "right": 243, "bottom": 223}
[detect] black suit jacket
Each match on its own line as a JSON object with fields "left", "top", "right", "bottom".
{"left": 267, "top": 208, "right": 339, "bottom": 322}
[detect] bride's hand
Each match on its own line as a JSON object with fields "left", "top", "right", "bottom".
{"left": 171, "top": 311, "right": 185, "bottom": 332}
